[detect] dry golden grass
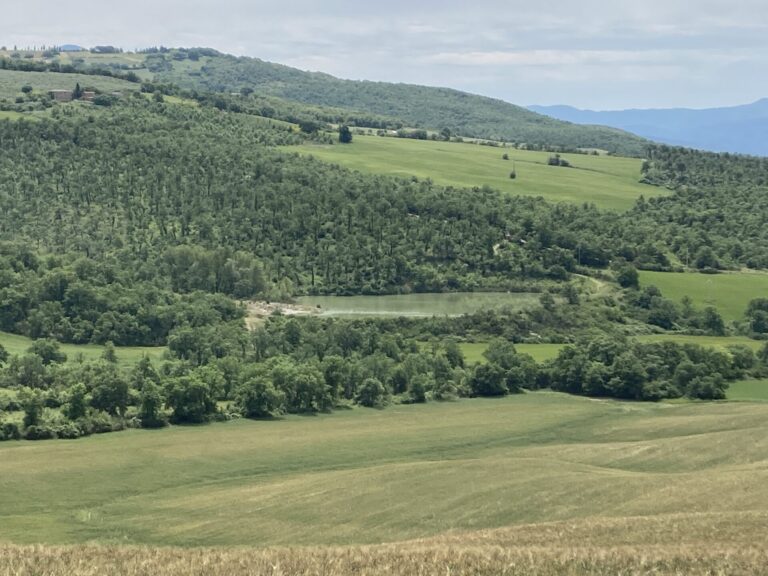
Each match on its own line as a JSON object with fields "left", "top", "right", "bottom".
{"left": 3, "top": 513, "right": 767, "bottom": 576}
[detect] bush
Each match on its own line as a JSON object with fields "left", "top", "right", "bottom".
{"left": 1, "top": 422, "right": 21, "bottom": 441}
{"left": 357, "top": 378, "right": 388, "bottom": 408}
{"left": 24, "top": 424, "right": 57, "bottom": 440}
{"left": 469, "top": 363, "right": 508, "bottom": 397}
{"left": 165, "top": 375, "right": 217, "bottom": 423}
{"left": 236, "top": 377, "right": 285, "bottom": 418}
{"left": 87, "top": 411, "right": 116, "bottom": 434}
{"left": 93, "top": 94, "right": 118, "bottom": 107}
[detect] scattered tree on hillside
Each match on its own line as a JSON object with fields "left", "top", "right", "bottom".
{"left": 339, "top": 124, "right": 353, "bottom": 144}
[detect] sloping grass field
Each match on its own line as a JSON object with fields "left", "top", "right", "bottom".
{"left": 3, "top": 392, "right": 768, "bottom": 553}
{"left": 640, "top": 270, "right": 768, "bottom": 322}
{"left": 0, "top": 330, "right": 165, "bottom": 366}
{"left": 0, "top": 69, "right": 138, "bottom": 100}
{"left": 288, "top": 134, "right": 666, "bottom": 211}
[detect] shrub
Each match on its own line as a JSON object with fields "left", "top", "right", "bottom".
{"left": 469, "top": 363, "right": 508, "bottom": 397}
{"left": 357, "top": 378, "right": 388, "bottom": 408}
{"left": 24, "top": 424, "right": 57, "bottom": 440}
{"left": 1, "top": 422, "right": 21, "bottom": 441}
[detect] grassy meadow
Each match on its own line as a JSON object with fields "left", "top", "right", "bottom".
{"left": 640, "top": 269, "right": 768, "bottom": 322}
{"left": 287, "top": 134, "right": 666, "bottom": 211}
{"left": 0, "top": 331, "right": 166, "bottom": 366}
{"left": 296, "top": 292, "right": 541, "bottom": 318}
{"left": 634, "top": 333, "right": 763, "bottom": 351}
{"left": 455, "top": 341, "right": 563, "bottom": 364}
{"left": 728, "top": 378, "right": 768, "bottom": 401}
{"left": 0, "top": 69, "right": 138, "bottom": 100}
{"left": 0, "top": 110, "right": 37, "bottom": 121}
{"left": 3, "top": 392, "right": 768, "bottom": 550}
{"left": 461, "top": 334, "right": 763, "bottom": 364}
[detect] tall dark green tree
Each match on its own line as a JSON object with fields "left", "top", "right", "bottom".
{"left": 339, "top": 124, "right": 353, "bottom": 144}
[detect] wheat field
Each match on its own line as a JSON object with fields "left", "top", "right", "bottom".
{"left": 3, "top": 512, "right": 767, "bottom": 575}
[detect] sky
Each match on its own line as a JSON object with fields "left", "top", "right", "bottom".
{"left": 5, "top": 0, "right": 767, "bottom": 109}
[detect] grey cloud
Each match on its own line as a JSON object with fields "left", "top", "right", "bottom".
{"left": 3, "top": 0, "right": 767, "bottom": 108}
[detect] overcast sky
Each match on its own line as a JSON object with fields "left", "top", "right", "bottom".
{"left": 5, "top": 0, "right": 766, "bottom": 109}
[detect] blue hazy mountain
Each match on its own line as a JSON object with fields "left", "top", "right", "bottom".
{"left": 529, "top": 100, "right": 768, "bottom": 156}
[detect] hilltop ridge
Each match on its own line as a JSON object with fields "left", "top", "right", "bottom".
{"left": 0, "top": 46, "right": 648, "bottom": 156}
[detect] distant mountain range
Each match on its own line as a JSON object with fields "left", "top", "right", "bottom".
{"left": 529, "top": 100, "right": 768, "bottom": 157}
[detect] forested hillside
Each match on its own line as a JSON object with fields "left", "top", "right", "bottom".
{"left": 152, "top": 51, "right": 650, "bottom": 155}
{"left": 635, "top": 144, "right": 768, "bottom": 269}
{"left": 2, "top": 99, "right": 768, "bottom": 345}
{"left": 0, "top": 48, "right": 648, "bottom": 155}
{"left": 2, "top": 86, "right": 768, "bottom": 442}
{"left": 0, "top": 100, "right": 645, "bottom": 305}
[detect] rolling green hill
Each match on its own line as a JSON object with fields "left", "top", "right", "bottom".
{"left": 153, "top": 51, "right": 650, "bottom": 156}
{"left": 289, "top": 135, "right": 663, "bottom": 210}
{"left": 1, "top": 48, "right": 649, "bottom": 155}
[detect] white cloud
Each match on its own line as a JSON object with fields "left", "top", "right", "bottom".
{"left": 2, "top": 0, "right": 767, "bottom": 108}
{"left": 421, "top": 49, "right": 752, "bottom": 68}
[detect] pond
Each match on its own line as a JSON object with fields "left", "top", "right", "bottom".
{"left": 296, "top": 292, "right": 541, "bottom": 318}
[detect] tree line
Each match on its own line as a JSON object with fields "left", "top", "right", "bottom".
{"left": 2, "top": 310, "right": 764, "bottom": 441}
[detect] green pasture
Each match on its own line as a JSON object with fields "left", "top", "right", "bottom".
{"left": 0, "top": 69, "right": 138, "bottom": 100}
{"left": 455, "top": 341, "right": 562, "bottom": 364}
{"left": 2, "top": 393, "right": 768, "bottom": 547}
{"left": 296, "top": 292, "right": 541, "bottom": 317}
{"left": 287, "top": 134, "right": 665, "bottom": 211}
{"left": 728, "top": 379, "right": 768, "bottom": 401}
{"left": 462, "top": 334, "right": 763, "bottom": 364}
{"left": 634, "top": 333, "right": 763, "bottom": 351}
{"left": 640, "top": 270, "right": 768, "bottom": 322}
{"left": 0, "top": 331, "right": 166, "bottom": 366}
{"left": 0, "top": 110, "right": 35, "bottom": 121}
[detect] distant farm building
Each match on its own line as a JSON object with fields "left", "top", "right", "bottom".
{"left": 49, "top": 90, "right": 73, "bottom": 102}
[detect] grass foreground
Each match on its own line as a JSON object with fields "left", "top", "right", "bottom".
{"left": 3, "top": 393, "right": 768, "bottom": 552}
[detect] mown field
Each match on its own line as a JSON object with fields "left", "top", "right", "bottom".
{"left": 2, "top": 392, "right": 768, "bottom": 552}
{"left": 296, "top": 292, "right": 542, "bottom": 318}
{"left": 640, "top": 269, "right": 768, "bottom": 322}
{"left": 288, "top": 134, "right": 666, "bottom": 211}
{"left": 0, "top": 331, "right": 165, "bottom": 366}
{"left": 0, "top": 69, "right": 138, "bottom": 100}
